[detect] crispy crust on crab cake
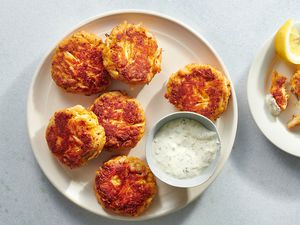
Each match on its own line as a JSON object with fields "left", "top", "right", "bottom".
{"left": 165, "top": 64, "right": 231, "bottom": 120}
{"left": 291, "top": 70, "right": 300, "bottom": 100}
{"left": 270, "top": 70, "right": 289, "bottom": 110}
{"left": 89, "top": 91, "right": 145, "bottom": 151}
{"left": 103, "top": 21, "right": 162, "bottom": 84}
{"left": 51, "top": 31, "right": 111, "bottom": 95}
{"left": 287, "top": 114, "right": 300, "bottom": 129}
{"left": 94, "top": 156, "right": 157, "bottom": 216}
{"left": 45, "top": 105, "right": 106, "bottom": 168}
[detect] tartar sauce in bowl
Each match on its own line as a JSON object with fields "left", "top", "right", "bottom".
{"left": 146, "top": 112, "right": 221, "bottom": 188}
{"left": 152, "top": 118, "right": 219, "bottom": 179}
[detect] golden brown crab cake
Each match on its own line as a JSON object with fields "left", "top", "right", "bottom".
{"left": 165, "top": 64, "right": 231, "bottom": 120}
{"left": 45, "top": 105, "right": 106, "bottom": 169}
{"left": 291, "top": 70, "right": 300, "bottom": 100}
{"left": 51, "top": 31, "right": 111, "bottom": 95}
{"left": 270, "top": 71, "right": 289, "bottom": 110}
{"left": 103, "top": 21, "right": 162, "bottom": 84}
{"left": 287, "top": 114, "right": 300, "bottom": 129}
{"left": 94, "top": 156, "right": 157, "bottom": 217}
{"left": 89, "top": 91, "right": 145, "bottom": 151}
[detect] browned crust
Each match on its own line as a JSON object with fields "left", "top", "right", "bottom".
{"left": 51, "top": 31, "right": 111, "bottom": 95}
{"left": 270, "top": 70, "right": 289, "bottom": 110}
{"left": 89, "top": 91, "right": 145, "bottom": 151}
{"left": 103, "top": 21, "right": 162, "bottom": 84}
{"left": 45, "top": 105, "right": 106, "bottom": 168}
{"left": 165, "top": 64, "right": 231, "bottom": 120}
{"left": 287, "top": 114, "right": 300, "bottom": 129}
{"left": 291, "top": 70, "right": 300, "bottom": 100}
{"left": 94, "top": 156, "right": 157, "bottom": 216}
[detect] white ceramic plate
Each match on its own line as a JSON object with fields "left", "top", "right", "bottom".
{"left": 27, "top": 10, "right": 238, "bottom": 221}
{"left": 248, "top": 21, "right": 300, "bottom": 157}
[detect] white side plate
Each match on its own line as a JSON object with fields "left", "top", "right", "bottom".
{"left": 248, "top": 22, "right": 300, "bottom": 157}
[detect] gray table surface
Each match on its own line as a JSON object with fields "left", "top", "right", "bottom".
{"left": 1, "top": 0, "right": 300, "bottom": 224}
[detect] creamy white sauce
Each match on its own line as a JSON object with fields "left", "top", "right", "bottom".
{"left": 152, "top": 118, "right": 220, "bottom": 179}
{"left": 265, "top": 94, "right": 281, "bottom": 116}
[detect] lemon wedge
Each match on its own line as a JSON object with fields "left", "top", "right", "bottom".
{"left": 275, "top": 19, "right": 300, "bottom": 64}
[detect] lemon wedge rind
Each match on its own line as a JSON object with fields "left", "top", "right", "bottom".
{"left": 275, "top": 19, "right": 300, "bottom": 65}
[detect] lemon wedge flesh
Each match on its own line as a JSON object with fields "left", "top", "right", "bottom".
{"left": 275, "top": 19, "right": 300, "bottom": 64}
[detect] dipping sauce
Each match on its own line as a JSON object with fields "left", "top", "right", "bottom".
{"left": 152, "top": 118, "right": 220, "bottom": 179}
{"left": 265, "top": 94, "right": 281, "bottom": 116}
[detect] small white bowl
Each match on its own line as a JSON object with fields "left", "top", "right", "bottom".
{"left": 145, "top": 111, "right": 221, "bottom": 188}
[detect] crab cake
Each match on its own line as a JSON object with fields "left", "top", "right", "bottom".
{"left": 94, "top": 156, "right": 157, "bottom": 216}
{"left": 51, "top": 31, "right": 111, "bottom": 95}
{"left": 270, "top": 71, "right": 289, "bottom": 110}
{"left": 288, "top": 114, "right": 300, "bottom": 129}
{"left": 45, "top": 105, "right": 106, "bottom": 169}
{"left": 165, "top": 64, "right": 231, "bottom": 120}
{"left": 103, "top": 21, "right": 162, "bottom": 84}
{"left": 291, "top": 70, "right": 300, "bottom": 99}
{"left": 89, "top": 91, "right": 145, "bottom": 151}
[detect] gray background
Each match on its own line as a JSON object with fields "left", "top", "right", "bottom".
{"left": 1, "top": 0, "right": 300, "bottom": 224}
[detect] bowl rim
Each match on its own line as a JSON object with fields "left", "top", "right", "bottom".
{"left": 145, "top": 111, "right": 222, "bottom": 188}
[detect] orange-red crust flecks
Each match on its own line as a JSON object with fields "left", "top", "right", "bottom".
{"left": 103, "top": 21, "right": 162, "bottom": 84}
{"left": 165, "top": 64, "right": 231, "bottom": 120}
{"left": 51, "top": 31, "right": 111, "bottom": 95}
{"left": 45, "top": 105, "right": 106, "bottom": 168}
{"left": 94, "top": 156, "right": 157, "bottom": 216}
{"left": 270, "top": 71, "right": 289, "bottom": 110}
{"left": 89, "top": 91, "right": 145, "bottom": 151}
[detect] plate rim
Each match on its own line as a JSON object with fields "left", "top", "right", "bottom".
{"left": 247, "top": 32, "right": 300, "bottom": 157}
{"left": 27, "top": 9, "right": 239, "bottom": 221}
